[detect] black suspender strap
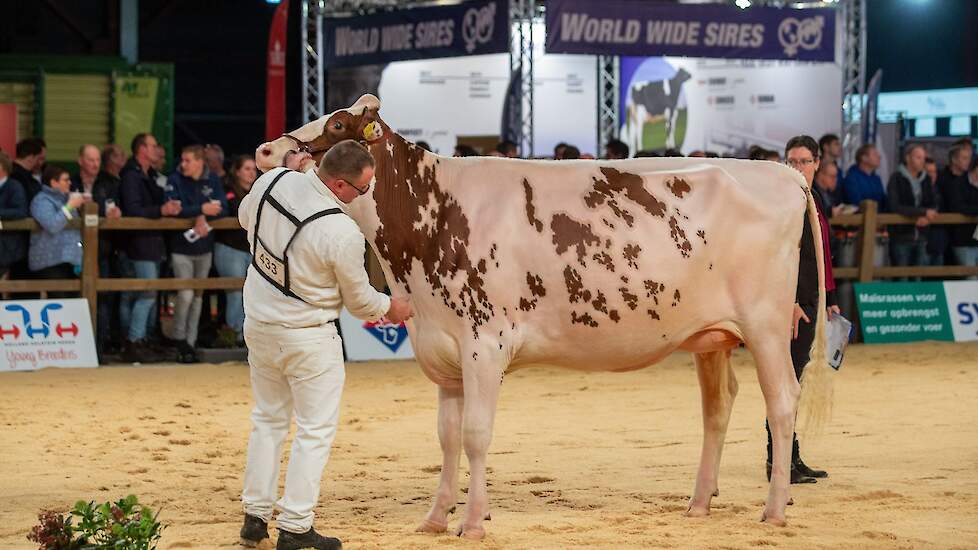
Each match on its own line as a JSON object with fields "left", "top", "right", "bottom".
{"left": 251, "top": 168, "right": 345, "bottom": 304}
{"left": 251, "top": 169, "right": 294, "bottom": 258}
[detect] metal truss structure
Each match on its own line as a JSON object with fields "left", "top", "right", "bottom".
{"left": 596, "top": 55, "right": 619, "bottom": 157}
{"left": 300, "top": 0, "right": 326, "bottom": 123}
{"left": 509, "top": 0, "right": 536, "bottom": 157}
{"left": 839, "top": 0, "right": 867, "bottom": 168}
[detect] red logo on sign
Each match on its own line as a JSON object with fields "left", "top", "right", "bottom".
{"left": 0, "top": 324, "right": 20, "bottom": 340}
{"left": 55, "top": 322, "right": 79, "bottom": 338}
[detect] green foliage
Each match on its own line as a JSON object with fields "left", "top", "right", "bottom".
{"left": 27, "top": 496, "right": 164, "bottom": 550}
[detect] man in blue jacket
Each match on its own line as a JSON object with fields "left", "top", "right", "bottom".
{"left": 843, "top": 143, "right": 887, "bottom": 210}
{"left": 119, "top": 133, "right": 182, "bottom": 363}
{"left": 0, "top": 151, "right": 29, "bottom": 279}
{"left": 164, "top": 144, "right": 227, "bottom": 363}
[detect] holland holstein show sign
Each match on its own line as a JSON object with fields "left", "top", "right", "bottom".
{"left": 325, "top": 0, "right": 509, "bottom": 68}
{"left": 546, "top": 0, "right": 836, "bottom": 62}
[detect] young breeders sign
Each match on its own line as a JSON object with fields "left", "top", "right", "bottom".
{"left": 325, "top": 0, "right": 509, "bottom": 68}
{"left": 0, "top": 299, "right": 98, "bottom": 371}
{"left": 545, "top": 0, "right": 836, "bottom": 62}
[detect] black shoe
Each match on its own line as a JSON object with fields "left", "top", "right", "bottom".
{"left": 240, "top": 514, "right": 269, "bottom": 547}
{"left": 176, "top": 341, "right": 198, "bottom": 364}
{"left": 122, "top": 340, "right": 165, "bottom": 363}
{"left": 766, "top": 461, "right": 817, "bottom": 484}
{"left": 795, "top": 457, "right": 828, "bottom": 479}
{"left": 276, "top": 527, "right": 342, "bottom": 550}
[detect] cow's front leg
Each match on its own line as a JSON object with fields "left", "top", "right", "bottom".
{"left": 687, "top": 350, "right": 738, "bottom": 517}
{"left": 457, "top": 355, "right": 504, "bottom": 540}
{"left": 417, "top": 384, "right": 464, "bottom": 533}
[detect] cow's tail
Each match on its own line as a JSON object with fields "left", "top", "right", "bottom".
{"left": 797, "top": 185, "right": 833, "bottom": 435}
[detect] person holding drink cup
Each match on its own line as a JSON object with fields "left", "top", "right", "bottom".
{"left": 164, "top": 144, "right": 228, "bottom": 363}
{"left": 28, "top": 165, "right": 90, "bottom": 297}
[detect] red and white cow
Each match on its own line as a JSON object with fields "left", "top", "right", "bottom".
{"left": 256, "top": 94, "right": 831, "bottom": 538}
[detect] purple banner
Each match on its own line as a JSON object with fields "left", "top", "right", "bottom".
{"left": 546, "top": 0, "right": 836, "bottom": 62}
{"left": 325, "top": 0, "right": 509, "bottom": 68}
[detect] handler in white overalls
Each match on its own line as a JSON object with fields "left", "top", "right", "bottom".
{"left": 238, "top": 140, "right": 412, "bottom": 550}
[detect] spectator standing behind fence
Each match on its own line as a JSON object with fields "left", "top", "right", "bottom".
{"left": 923, "top": 156, "right": 949, "bottom": 267}
{"left": 164, "top": 145, "right": 228, "bottom": 363}
{"left": 205, "top": 144, "right": 227, "bottom": 180}
{"left": 100, "top": 144, "right": 127, "bottom": 184}
{"left": 604, "top": 138, "right": 629, "bottom": 160}
{"left": 72, "top": 144, "right": 123, "bottom": 358}
{"left": 12, "top": 138, "right": 46, "bottom": 203}
{"left": 819, "top": 134, "right": 845, "bottom": 205}
{"left": 0, "top": 151, "right": 28, "bottom": 280}
{"left": 119, "top": 133, "right": 182, "bottom": 363}
{"left": 937, "top": 140, "right": 973, "bottom": 267}
{"left": 886, "top": 144, "right": 938, "bottom": 272}
{"left": 843, "top": 144, "right": 886, "bottom": 210}
{"left": 214, "top": 155, "right": 257, "bottom": 346}
{"left": 945, "top": 157, "right": 978, "bottom": 279}
{"left": 28, "top": 166, "right": 89, "bottom": 296}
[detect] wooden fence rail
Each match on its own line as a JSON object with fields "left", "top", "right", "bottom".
{"left": 1, "top": 200, "right": 976, "bottom": 329}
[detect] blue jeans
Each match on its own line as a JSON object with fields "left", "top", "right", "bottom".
{"left": 120, "top": 258, "right": 161, "bottom": 342}
{"left": 213, "top": 243, "right": 251, "bottom": 337}
{"left": 953, "top": 246, "right": 978, "bottom": 281}
{"left": 889, "top": 239, "right": 929, "bottom": 281}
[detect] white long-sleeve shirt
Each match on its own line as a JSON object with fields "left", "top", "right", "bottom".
{"left": 240, "top": 167, "right": 390, "bottom": 328}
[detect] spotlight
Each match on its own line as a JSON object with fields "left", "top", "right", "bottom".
{"left": 735, "top": 0, "right": 752, "bottom": 8}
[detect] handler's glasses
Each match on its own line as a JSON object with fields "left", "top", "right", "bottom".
{"left": 342, "top": 178, "right": 369, "bottom": 195}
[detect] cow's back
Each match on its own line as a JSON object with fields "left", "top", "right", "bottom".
{"left": 369, "top": 154, "right": 807, "bottom": 380}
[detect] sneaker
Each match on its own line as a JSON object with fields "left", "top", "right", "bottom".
{"left": 276, "top": 527, "right": 342, "bottom": 550}
{"left": 122, "top": 340, "right": 165, "bottom": 363}
{"left": 239, "top": 514, "right": 269, "bottom": 547}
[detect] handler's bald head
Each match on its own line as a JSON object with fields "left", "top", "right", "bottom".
{"left": 318, "top": 140, "right": 375, "bottom": 184}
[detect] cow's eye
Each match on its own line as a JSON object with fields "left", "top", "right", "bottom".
{"left": 333, "top": 121, "right": 343, "bottom": 130}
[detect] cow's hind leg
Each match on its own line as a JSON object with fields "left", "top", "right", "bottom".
{"left": 456, "top": 355, "right": 504, "bottom": 540}
{"left": 747, "top": 335, "right": 799, "bottom": 526}
{"left": 417, "top": 384, "right": 464, "bottom": 533}
{"left": 687, "top": 350, "right": 738, "bottom": 517}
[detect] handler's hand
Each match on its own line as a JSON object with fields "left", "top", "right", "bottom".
{"left": 283, "top": 150, "right": 312, "bottom": 171}
{"left": 385, "top": 296, "right": 414, "bottom": 325}
{"left": 827, "top": 304, "right": 841, "bottom": 320}
{"left": 792, "top": 303, "right": 810, "bottom": 340}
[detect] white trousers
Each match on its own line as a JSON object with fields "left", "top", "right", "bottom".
{"left": 241, "top": 319, "right": 345, "bottom": 534}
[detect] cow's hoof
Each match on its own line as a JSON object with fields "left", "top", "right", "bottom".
{"left": 760, "top": 510, "right": 787, "bottom": 527}
{"left": 685, "top": 504, "right": 710, "bottom": 518}
{"left": 416, "top": 519, "right": 448, "bottom": 534}
{"left": 457, "top": 525, "right": 486, "bottom": 540}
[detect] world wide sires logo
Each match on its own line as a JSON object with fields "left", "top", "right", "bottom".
{"left": 362, "top": 319, "right": 409, "bottom": 353}
{"left": 777, "top": 16, "right": 824, "bottom": 57}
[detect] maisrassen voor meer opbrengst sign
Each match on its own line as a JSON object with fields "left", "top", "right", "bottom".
{"left": 854, "top": 282, "right": 978, "bottom": 344}
{"left": 0, "top": 299, "right": 98, "bottom": 371}
{"left": 545, "top": 0, "right": 836, "bottom": 62}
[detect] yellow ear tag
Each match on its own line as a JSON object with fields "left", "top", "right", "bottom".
{"left": 363, "top": 121, "right": 383, "bottom": 142}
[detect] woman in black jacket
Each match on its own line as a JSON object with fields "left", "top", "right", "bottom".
{"left": 214, "top": 155, "right": 258, "bottom": 344}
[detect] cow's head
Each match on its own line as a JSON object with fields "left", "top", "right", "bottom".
{"left": 255, "top": 94, "right": 385, "bottom": 172}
